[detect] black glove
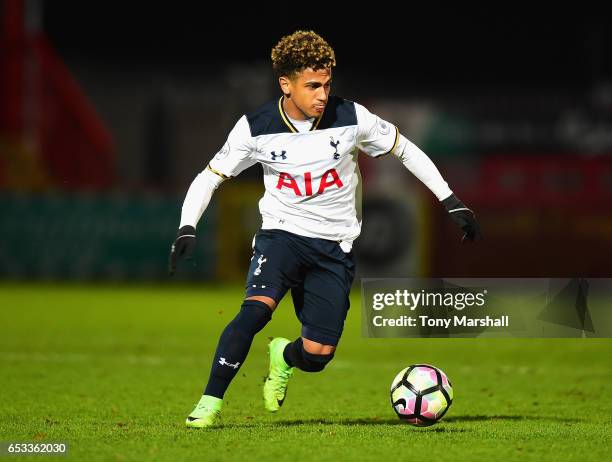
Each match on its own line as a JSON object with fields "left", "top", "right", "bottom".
{"left": 442, "top": 194, "right": 482, "bottom": 243}
{"left": 168, "top": 225, "right": 196, "bottom": 275}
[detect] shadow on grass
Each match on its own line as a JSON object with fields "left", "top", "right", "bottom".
{"left": 192, "top": 414, "right": 583, "bottom": 431}
{"left": 206, "top": 418, "right": 467, "bottom": 431}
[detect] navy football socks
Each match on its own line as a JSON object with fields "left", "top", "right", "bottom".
{"left": 203, "top": 300, "right": 272, "bottom": 398}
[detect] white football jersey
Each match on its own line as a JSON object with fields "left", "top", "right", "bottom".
{"left": 207, "top": 96, "right": 399, "bottom": 249}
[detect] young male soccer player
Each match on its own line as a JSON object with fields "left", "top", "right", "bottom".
{"left": 169, "top": 30, "right": 481, "bottom": 428}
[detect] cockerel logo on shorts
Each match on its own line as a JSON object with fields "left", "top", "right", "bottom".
{"left": 254, "top": 255, "right": 267, "bottom": 276}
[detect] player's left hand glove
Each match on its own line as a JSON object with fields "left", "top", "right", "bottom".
{"left": 442, "top": 194, "right": 482, "bottom": 243}
{"left": 168, "top": 225, "right": 196, "bottom": 276}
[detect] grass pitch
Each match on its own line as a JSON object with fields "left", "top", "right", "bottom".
{"left": 0, "top": 284, "right": 610, "bottom": 461}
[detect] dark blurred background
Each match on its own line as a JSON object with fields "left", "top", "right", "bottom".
{"left": 1, "top": 1, "right": 611, "bottom": 281}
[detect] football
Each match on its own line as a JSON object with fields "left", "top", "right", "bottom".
{"left": 390, "top": 364, "right": 453, "bottom": 426}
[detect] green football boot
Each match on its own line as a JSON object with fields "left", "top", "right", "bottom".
{"left": 185, "top": 395, "right": 222, "bottom": 428}
{"left": 263, "top": 337, "right": 294, "bottom": 412}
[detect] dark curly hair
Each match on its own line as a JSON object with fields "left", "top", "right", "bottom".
{"left": 271, "top": 30, "right": 336, "bottom": 79}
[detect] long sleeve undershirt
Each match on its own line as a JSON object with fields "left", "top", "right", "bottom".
{"left": 393, "top": 134, "right": 453, "bottom": 201}
{"left": 179, "top": 168, "right": 225, "bottom": 228}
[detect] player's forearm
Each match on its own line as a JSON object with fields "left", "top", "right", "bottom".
{"left": 179, "top": 168, "right": 225, "bottom": 228}
{"left": 394, "top": 134, "right": 453, "bottom": 201}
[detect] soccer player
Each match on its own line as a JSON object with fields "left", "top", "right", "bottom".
{"left": 169, "top": 30, "right": 481, "bottom": 428}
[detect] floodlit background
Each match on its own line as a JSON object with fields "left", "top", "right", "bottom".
{"left": 2, "top": 3, "right": 612, "bottom": 281}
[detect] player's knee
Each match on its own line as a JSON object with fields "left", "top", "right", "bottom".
{"left": 232, "top": 300, "right": 273, "bottom": 335}
{"left": 245, "top": 295, "right": 277, "bottom": 310}
{"left": 299, "top": 347, "right": 334, "bottom": 372}
{"left": 302, "top": 337, "right": 336, "bottom": 355}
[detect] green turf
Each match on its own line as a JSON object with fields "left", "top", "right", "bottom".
{"left": 0, "top": 283, "right": 610, "bottom": 461}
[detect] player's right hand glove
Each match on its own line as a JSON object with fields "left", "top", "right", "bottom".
{"left": 442, "top": 194, "right": 483, "bottom": 243}
{"left": 168, "top": 225, "right": 196, "bottom": 276}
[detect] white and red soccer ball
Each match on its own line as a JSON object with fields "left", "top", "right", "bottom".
{"left": 390, "top": 364, "right": 454, "bottom": 426}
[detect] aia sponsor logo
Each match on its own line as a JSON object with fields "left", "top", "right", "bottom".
{"left": 276, "top": 169, "right": 343, "bottom": 196}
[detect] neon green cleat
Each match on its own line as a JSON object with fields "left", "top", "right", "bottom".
{"left": 263, "top": 337, "right": 294, "bottom": 412}
{"left": 185, "top": 395, "right": 222, "bottom": 428}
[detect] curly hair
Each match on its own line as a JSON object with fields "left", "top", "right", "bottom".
{"left": 271, "top": 30, "right": 336, "bottom": 79}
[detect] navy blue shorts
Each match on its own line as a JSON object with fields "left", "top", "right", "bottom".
{"left": 245, "top": 229, "right": 356, "bottom": 346}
